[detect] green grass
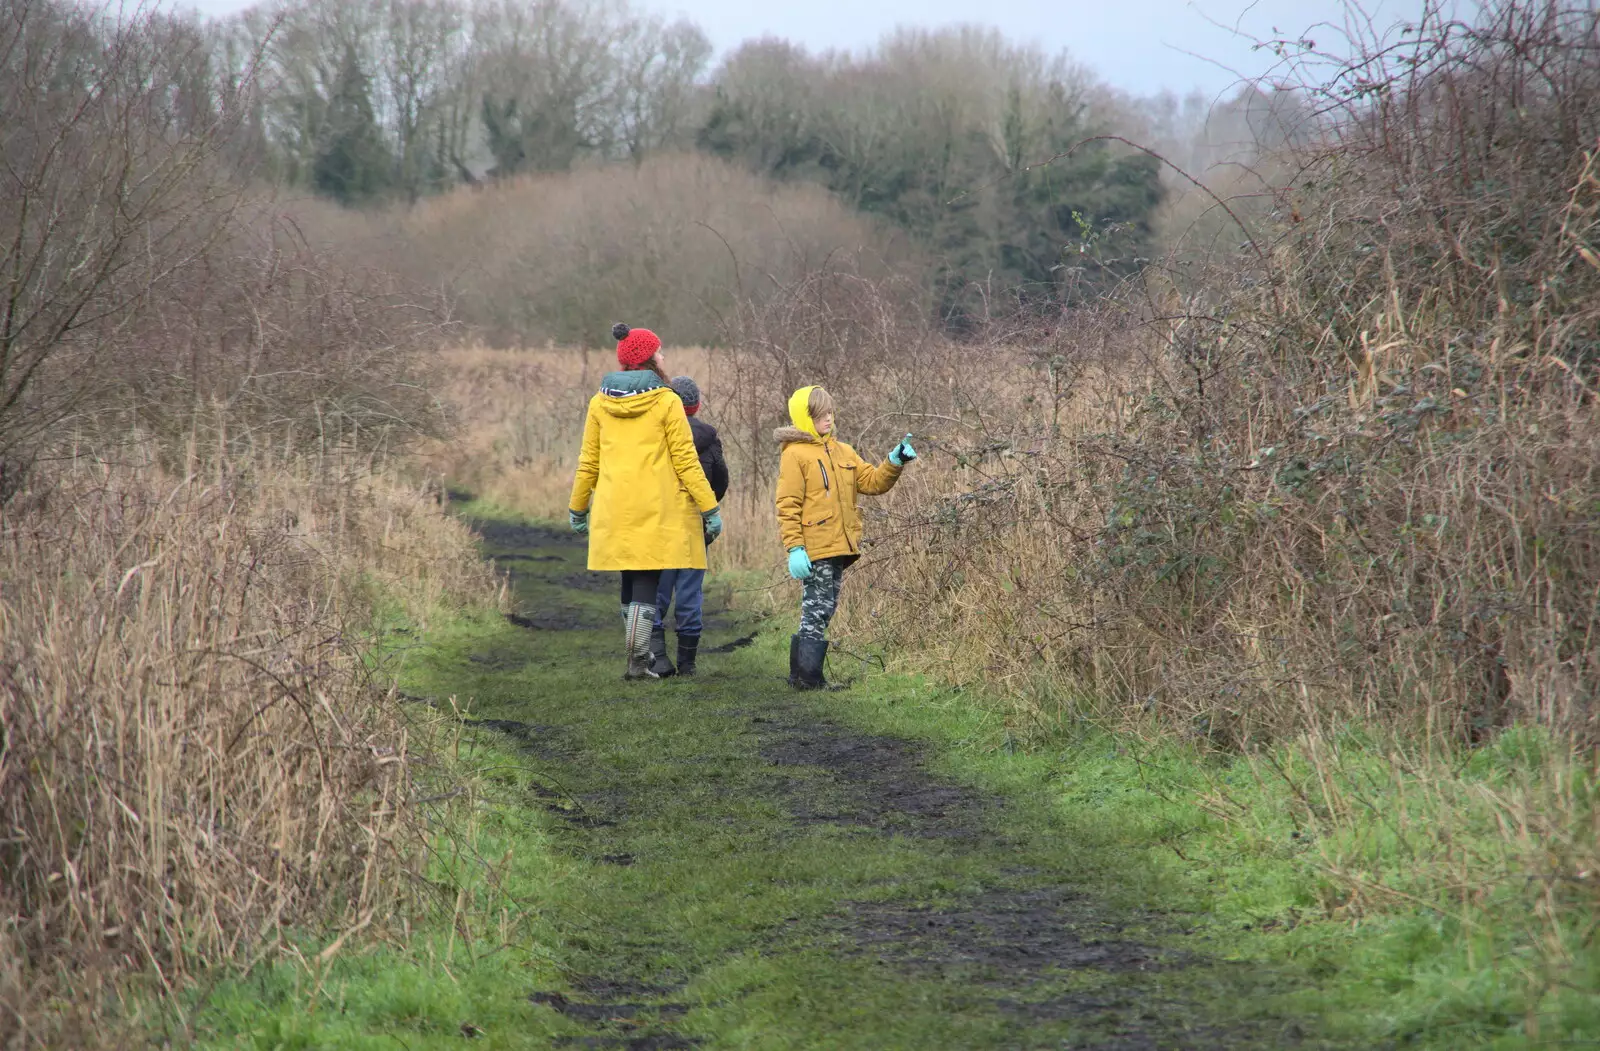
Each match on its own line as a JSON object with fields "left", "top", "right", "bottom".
{"left": 179, "top": 512, "right": 1598, "bottom": 1050}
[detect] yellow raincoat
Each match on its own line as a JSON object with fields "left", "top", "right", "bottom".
{"left": 774, "top": 386, "right": 902, "bottom": 561}
{"left": 569, "top": 375, "right": 718, "bottom": 571}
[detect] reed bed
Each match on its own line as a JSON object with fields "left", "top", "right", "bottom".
{"left": 0, "top": 442, "right": 499, "bottom": 1046}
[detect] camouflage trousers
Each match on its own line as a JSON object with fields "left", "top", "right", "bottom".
{"left": 798, "top": 558, "right": 847, "bottom": 642}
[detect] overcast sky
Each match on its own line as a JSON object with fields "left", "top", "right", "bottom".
{"left": 176, "top": 0, "right": 1431, "bottom": 98}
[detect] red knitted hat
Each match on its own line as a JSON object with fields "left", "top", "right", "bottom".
{"left": 612, "top": 322, "right": 661, "bottom": 368}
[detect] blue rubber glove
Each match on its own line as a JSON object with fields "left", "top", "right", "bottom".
{"left": 787, "top": 547, "right": 813, "bottom": 580}
{"left": 888, "top": 433, "right": 917, "bottom": 466}
{"left": 569, "top": 509, "right": 589, "bottom": 534}
{"left": 702, "top": 506, "right": 723, "bottom": 543}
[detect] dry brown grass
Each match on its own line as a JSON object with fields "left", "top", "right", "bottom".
{"left": 818, "top": 1, "right": 1600, "bottom": 749}
{"left": 286, "top": 153, "right": 915, "bottom": 350}
{"left": 1, "top": 7, "right": 501, "bottom": 1038}
{"left": 0, "top": 440, "right": 500, "bottom": 1047}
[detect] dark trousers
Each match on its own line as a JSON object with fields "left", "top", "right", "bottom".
{"left": 619, "top": 570, "right": 662, "bottom": 606}
{"left": 654, "top": 569, "right": 705, "bottom": 636}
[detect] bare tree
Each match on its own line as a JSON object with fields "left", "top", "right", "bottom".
{"left": 613, "top": 14, "right": 710, "bottom": 160}
{"left": 372, "top": 0, "right": 460, "bottom": 197}
{"left": 701, "top": 38, "right": 825, "bottom": 176}
{"left": 238, "top": 0, "right": 362, "bottom": 185}
{"left": 0, "top": 0, "right": 249, "bottom": 468}
{"left": 472, "top": 0, "right": 621, "bottom": 173}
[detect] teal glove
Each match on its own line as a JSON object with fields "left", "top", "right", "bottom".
{"left": 702, "top": 506, "right": 723, "bottom": 543}
{"left": 888, "top": 433, "right": 917, "bottom": 466}
{"left": 569, "top": 509, "right": 589, "bottom": 533}
{"left": 787, "top": 547, "right": 812, "bottom": 580}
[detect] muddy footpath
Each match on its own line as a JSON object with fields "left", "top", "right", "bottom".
{"left": 434, "top": 516, "right": 1343, "bottom": 1051}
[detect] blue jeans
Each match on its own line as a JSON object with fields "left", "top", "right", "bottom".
{"left": 655, "top": 569, "right": 705, "bottom": 636}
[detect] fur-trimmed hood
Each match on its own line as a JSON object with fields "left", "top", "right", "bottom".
{"left": 775, "top": 425, "right": 823, "bottom": 446}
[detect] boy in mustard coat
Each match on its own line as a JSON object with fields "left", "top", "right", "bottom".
{"left": 774, "top": 385, "right": 916, "bottom": 688}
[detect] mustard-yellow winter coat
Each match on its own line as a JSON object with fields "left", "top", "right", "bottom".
{"left": 774, "top": 386, "right": 902, "bottom": 561}
{"left": 568, "top": 373, "right": 718, "bottom": 571}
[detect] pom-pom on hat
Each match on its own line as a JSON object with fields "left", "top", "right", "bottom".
{"left": 612, "top": 322, "right": 662, "bottom": 368}
{"left": 670, "top": 376, "right": 701, "bottom": 415}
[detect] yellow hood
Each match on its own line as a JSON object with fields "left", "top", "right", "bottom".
{"left": 787, "top": 386, "right": 820, "bottom": 439}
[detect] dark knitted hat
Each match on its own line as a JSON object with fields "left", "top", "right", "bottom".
{"left": 612, "top": 322, "right": 662, "bottom": 368}
{"left": 670, "top": 375, "right": 701, "bottom": 414}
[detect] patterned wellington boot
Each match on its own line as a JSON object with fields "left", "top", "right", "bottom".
{"left": 623, "top": 603, "right": 659, "bottom": 680}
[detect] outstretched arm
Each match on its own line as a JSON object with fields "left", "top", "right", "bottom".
{"left": 851, "top": 443, "right": 903, "bottom": 495}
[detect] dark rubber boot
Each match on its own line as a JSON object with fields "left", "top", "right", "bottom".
{"left": 676, "top": 634, "right": 700, "bottom": 676}
{"left": 649, "top": 623, "right": 676, "bottom": 678}
{"left": 788, "top": 634, "right": 802, "bottom": 687}
{"left": 792, "top": 635, "right": 828, "bottom": 690}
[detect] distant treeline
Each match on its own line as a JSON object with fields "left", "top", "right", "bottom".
{"left": 174, "top": 0, "right": 1310, "bottom": 326}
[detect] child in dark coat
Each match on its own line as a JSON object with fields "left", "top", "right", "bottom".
{"left": 650, "top": 375, "right": 730, "bottom": 676}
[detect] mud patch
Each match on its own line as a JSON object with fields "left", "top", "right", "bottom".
{"left": 840, "top": 886, "right": 1173, "bottom": 974}
{"left": 1000, "top": 992, "right": 1277, "bottom": 1051}
{"left": 533, "top": 984, "right": 700, "bottom": 1050}
{"left": 758, "top": 709, "right": 1295, "bottom": 1046}
{"left": 559, "top": 571, "right": 612, "bottom": 593}
{"left": 508, "top": 609, "right": 595, "bottom": 631}
{"left": 530, "top": 992, "right": 688, "bottom": 1023}
{"left": 464, "top": 718, "right": 569, "bottom": 760}
{"left": 830, "top": 889, "right": 1297, "bottom": 1049}
{"left": 547, "top": 808, "right": 618, "bottom": 830}
{"left": 759, "top": 708, "right": 991, "bottom": 839}
{"left": 573, "top": 978, "right": 684, "bottom": 1000}
{"left": 468, "top": 648, "right": 529, "bottom": 672}
{"left": 471, "top": 518, "right": 576, "bottom": 551}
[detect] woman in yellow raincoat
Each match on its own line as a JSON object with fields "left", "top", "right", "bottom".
{"left": 569, "top": 323, "right": 722, "bottom": 679}
{"left": 774, "top": 384, "right": 915, "bottom": 688}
